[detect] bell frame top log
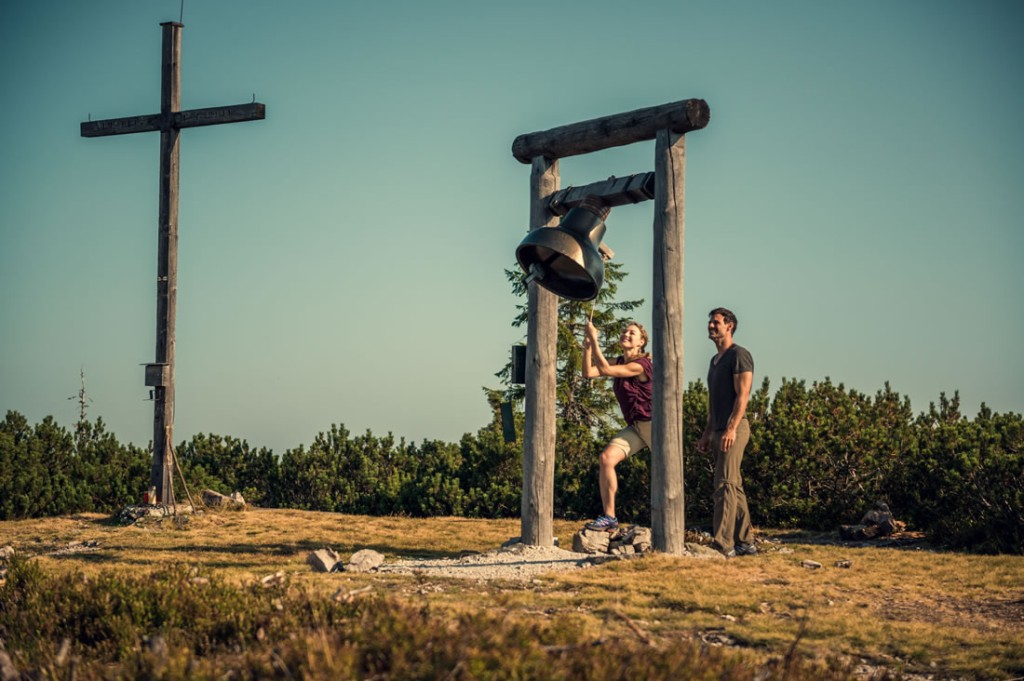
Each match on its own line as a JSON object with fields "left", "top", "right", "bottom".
{"left": 511, "top": 97, "right": 709, "bottom": 553}
{"left": 512, "top": 98, "right": 709, "bottom": 163}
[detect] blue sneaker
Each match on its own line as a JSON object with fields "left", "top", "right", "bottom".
{"left": 585, "top": 515, "right": 619, "bottom": 531}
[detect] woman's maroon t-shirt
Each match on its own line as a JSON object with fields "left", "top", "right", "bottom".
{"left": 613, "top": 356, "right": 653, "bottom": 425}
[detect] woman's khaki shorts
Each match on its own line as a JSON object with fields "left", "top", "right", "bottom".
{"left": 609, "top": 420, "right": 652, "bottom": 457}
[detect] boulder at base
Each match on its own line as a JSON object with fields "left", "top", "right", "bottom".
{"left": 345, "top": 549, "right": 385, "bottom": 573}
{"left": 201, "top": 489, "right": 246, "bottom": 511}
{"left": 307, "top": 548, "right": 342, "bottom": 573}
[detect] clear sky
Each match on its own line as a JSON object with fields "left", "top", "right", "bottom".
{"left": 2, "top": 1, "right": 1021, "bottom": 454}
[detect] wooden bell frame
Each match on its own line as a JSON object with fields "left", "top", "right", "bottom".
{"left": 511, "top": 99, "right": 710, "bottom": 553}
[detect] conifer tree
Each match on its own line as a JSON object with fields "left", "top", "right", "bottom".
{"left": 491, "top": 260, "right": 644, "bottom": 432}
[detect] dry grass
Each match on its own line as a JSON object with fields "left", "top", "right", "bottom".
{"left": 2, "top": 508, "right": 1022, "bottom": 679}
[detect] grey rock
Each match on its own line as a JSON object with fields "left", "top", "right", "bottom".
{"left": 307, "top": 548, "right": 342, "bottom": 573}
{"left": 573, "top": 528, "right": 611, "bottom": 554}
{"left": 628, "top": 527, "right": 652, "bottom": 552}
{"left": 685, "top": 542, "right": 727, "bottom": 559}
{"left": 861, "top": 500, "right": 893, "bottom": 526}
{"left": 840, "top": 500, "right": 902, "bottom": 540}
{"left": 345, "top": 549, "right": 385, "bottom": 573}
{"left": 201, "top": 489, "right": 246, "bottom": 511}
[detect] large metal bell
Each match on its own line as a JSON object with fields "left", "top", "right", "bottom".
{"left": 515, "top": 196, "right": 610, "bottom": 301}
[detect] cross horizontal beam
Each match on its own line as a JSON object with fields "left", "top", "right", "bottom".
{"left": 81, "top": 102, "right": 265, "bottom": 137}
{"left": 546, "top": 173, "right": 655, "bottom": 216}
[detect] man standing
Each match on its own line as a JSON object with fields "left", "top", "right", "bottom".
{"left": 697, "top": 307, "right": 757, "bottom": 557}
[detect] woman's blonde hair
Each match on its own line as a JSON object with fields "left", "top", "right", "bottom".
{"left": 624, "top": 321, "right": 650, "bottom": 358}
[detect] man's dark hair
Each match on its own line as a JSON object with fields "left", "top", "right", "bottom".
{"left": 709, "top": 307, "right": 738, "bottom": 333}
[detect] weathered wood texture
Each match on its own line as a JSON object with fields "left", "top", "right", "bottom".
{"left": 512, "top": 99, "right": 709, "bottom": 163}
{"left": 520, "top": 155, "right": 560, "bottom": 547}
{"left": 152, "top": 21, "right": 182, "bottom": 502}
{"left": 81, "top": 103, "right": 265, "bottom": 137}
{"left": 650, "top": 129, "right": 687, "bottom": 554}
{"left": 545, "top": 173, "right": 655, "bottom": 216}
{"left": 81, "top": 21, "right": 265, "bottom": 503}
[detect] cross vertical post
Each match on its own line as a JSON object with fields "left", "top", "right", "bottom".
{"left": 154, "top": 21, "right": 182, "bottom": 502}
{"left": 81, "top": 22, "right": 265, "bottom": 503}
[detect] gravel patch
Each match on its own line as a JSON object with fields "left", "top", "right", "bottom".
{"left": 378, "top": 542, "right": 598, "bottom": 581}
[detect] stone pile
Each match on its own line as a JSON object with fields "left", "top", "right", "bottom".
{"left": 573, "top": 526, "right": 730, "bottom": 561}
{"left": 573, "top": 524, "right": 653, "bottom": 556}
{"left": 117, "top": 503, "right": 195, "bottom": 524}
{"left": 839, "top": 500, "right": 906, "bottom": 541}
{"left": 115, "top": 488, "right": 244, "bottom": 524}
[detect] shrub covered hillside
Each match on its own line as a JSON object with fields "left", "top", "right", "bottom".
{"left": 1, "top": 380, "right": 1021, "bottom": 554}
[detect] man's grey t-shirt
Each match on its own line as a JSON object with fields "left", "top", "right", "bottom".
{"left": 707, "top": 344, "right": 754, "bottom": 431}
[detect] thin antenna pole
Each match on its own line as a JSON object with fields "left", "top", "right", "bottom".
{"left": 78, "top": 368, "right": 87, "bottom": 423}
{"left": 179, "top": 0, "right": 184, "bottom": 24}
{"left": 68, "top": 367, "right": 89, "bottom": 425}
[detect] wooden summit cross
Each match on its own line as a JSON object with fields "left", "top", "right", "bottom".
{"left": 81, "top": 22, "right": 265, "bottom": 503}
{"left": 511, "top": 98, "right": 710, "bottom": 554}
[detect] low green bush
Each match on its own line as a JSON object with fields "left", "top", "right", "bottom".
{"left": 2, "top": 375, "right": 1021, "bottom": 555}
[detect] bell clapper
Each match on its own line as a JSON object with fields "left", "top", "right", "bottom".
{"left": 524, "top": 263, "right": 546, "bottom": 285}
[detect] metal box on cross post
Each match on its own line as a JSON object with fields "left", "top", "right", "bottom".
{"left": 144, "top": 363, "right": 170, "bottom": 387}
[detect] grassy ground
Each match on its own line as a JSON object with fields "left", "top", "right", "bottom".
{"left": 1, "top": 508, "right": 1022, "bottom": 679}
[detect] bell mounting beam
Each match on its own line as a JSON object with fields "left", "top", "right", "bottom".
{"left": 543, "top": 174, "right": 655, "bottom": 262}
{"left": 80, "top": 22, "right": 265, "bottom": 504}
{"left": 546, "top": 173, "right": 655, "bottom": 216}
{"left": 512, "top": 97, "right": 708, "bottom": 553}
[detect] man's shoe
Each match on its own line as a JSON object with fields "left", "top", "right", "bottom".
{"left": 711, "top": 541, "right": 736, "bottom": 558}
{"left": 585, "top": 515, "right": 619, "bottom": 531}
{"left": 735, "top": 542, "right": 758, "bottom": 556}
